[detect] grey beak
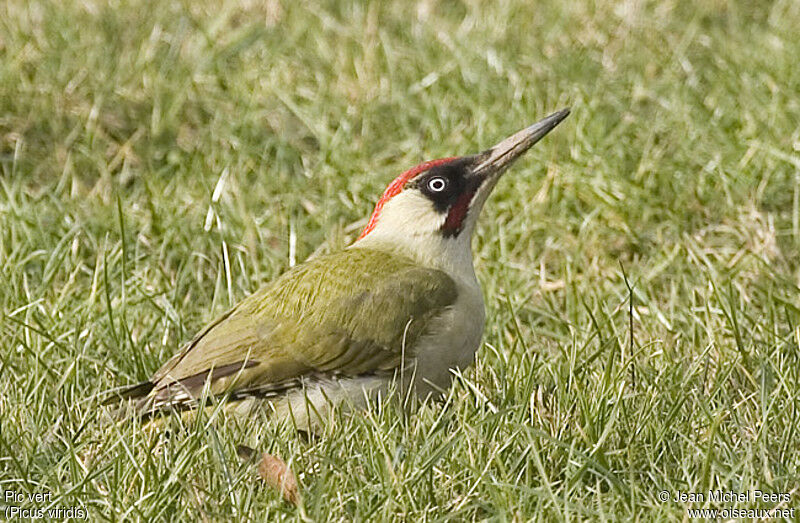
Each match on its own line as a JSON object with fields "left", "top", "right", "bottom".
{"left": 473, "top": 108, "right": 570, "bottom": 176}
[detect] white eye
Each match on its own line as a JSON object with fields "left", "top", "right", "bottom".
{"left": 427, "top": 177, "right": 447, "bottom": 192}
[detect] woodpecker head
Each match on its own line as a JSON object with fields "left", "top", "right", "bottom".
{"left": 353, "top": 109, "right": 570, "bottom": 273}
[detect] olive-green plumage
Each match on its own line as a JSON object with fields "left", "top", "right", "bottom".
{"left": 133, "top": 247, "right": 457, "bottom": 412}
{"left": 112, "top": 109, "right": 570, "bottom": 424}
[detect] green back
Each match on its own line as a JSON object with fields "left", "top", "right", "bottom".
{"left": 149, "top": 248, "right": 458, "bottom": 403}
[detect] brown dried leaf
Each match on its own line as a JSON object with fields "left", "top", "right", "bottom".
{"left": 258, "top": 453, "right": 300, "bottom": 506}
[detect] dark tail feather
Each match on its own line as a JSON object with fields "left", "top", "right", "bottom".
{"left": 99, "top": 381, "right": 160, "bottom": 421}
{"left": 102, "top": 380, "right": 204, "bottom": 422}
{"left": 101, "top": 380, "right": 155, "bottom": 405}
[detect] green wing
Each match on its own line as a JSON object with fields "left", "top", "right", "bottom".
{"left": 144, "top": 248, "right": 458, "bottom": 408}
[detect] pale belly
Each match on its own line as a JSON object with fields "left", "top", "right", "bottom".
{"left": 411, "top": 281, "right": 485, "bottom": 397}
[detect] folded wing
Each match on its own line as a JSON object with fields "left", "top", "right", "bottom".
{"left": 124, "top": 248, "right": 457, "bottom": 413}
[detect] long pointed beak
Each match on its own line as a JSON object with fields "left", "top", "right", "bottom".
{"left": 473, "top": 108, "right": 570, "bottom": 177}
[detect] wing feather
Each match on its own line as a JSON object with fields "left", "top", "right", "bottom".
{"left": 141, "top": 248, "right": 457, "bottom": 410}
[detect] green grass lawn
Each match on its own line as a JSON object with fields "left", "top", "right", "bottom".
{"left": 2, "top": 0, "right": 799, "bottom": 520}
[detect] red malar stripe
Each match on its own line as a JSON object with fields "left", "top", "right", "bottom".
{"left": 442, "top": 186, "right": 477, "bottom": 236}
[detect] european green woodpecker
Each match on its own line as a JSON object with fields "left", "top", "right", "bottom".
{"left": 115, "top": 109, "right": 570, "bottom": 429}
